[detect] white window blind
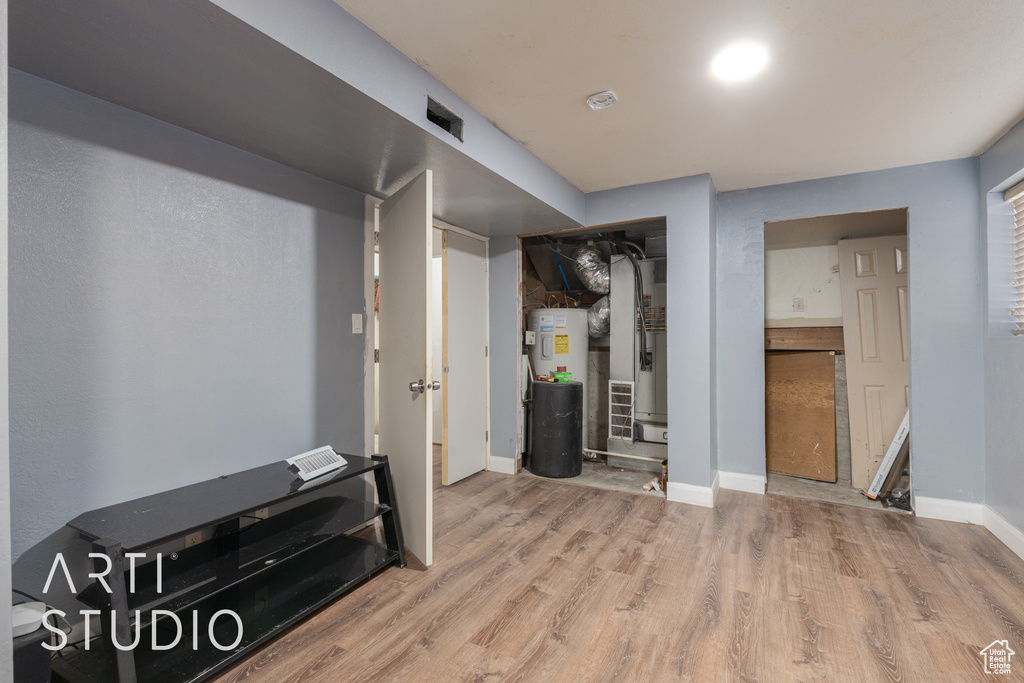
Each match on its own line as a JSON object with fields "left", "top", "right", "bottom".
{"left": 1007, "top": 179, "right": 1024, "bottom": 335}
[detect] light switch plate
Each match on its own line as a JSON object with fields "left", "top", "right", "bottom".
{"left": 352, "top": 313, "right": 363, "bottom": 334}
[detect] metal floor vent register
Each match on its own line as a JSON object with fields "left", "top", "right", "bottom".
{"left": 608, "top": 380, "right": 635, "bottom": 440}
{"left": 286, "top": 445, "right": 348, "bottom": 481}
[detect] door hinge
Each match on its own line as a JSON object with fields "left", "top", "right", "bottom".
{"left": 485, "top": 345, "right": 488, "bottom": 357}
{"left": 485, "top": 431, "right": 489, "bottom": 442}
{"left": 374, "top": 349, "right": 379, "bottom": 363}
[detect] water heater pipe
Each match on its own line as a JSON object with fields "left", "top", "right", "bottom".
{"left": 583, "top": 448, "right": 664, "bottom": 464}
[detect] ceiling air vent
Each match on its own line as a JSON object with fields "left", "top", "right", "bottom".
{"left": 426, "top": 96, "right": 463, "bottom": 142}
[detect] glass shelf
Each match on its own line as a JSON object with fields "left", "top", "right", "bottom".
{"left": 51, "top": 452, "right": 405, "bottom": 683}
{"left": 67, "top": 456, "right": 382, "bottom": 550}
{"left": 53, "top": 536, "right": 400, "bottom": 683}
{"left": 77, "top": 497, "right": 390, "bottom": 614}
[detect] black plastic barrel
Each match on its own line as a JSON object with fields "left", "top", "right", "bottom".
{"left": 528, "top": 381, "right": 583, "bottom": 478}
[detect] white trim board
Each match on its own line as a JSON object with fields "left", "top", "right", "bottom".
{"left": 983, "top": 506, "right": 1024, "bottom": 564}
{"left": 433, "top": 217, "right": 489, "bottom": 243}
{"left": 914, "top": 496, "right": 984, "bottom": 524}
{"left": 915, "top": 496, "right": 1024, "bottom": 564}
{"left": 667, "top": 471, "right": 720, "bottom": 508}
{"left": 487, "top": 456, "right": 517, "bottom": 475}
{"left": 718, "top": 471, "right": 767, "bottom": 494}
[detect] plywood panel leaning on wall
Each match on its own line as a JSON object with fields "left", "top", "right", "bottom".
{"left": 765, "top": 351, "right": 837, "bottom": 482}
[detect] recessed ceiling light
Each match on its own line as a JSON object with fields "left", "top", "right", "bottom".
{"left": 711, "top": 43, "right": 768, "bottom": 82}
{"left": 586, "top": 91, "right": 617, "bottom": 110}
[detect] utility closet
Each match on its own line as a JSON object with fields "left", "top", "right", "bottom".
{"left": 519, "top": 218, "right": 669, "bottom": 480}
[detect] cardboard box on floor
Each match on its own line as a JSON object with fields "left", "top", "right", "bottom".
{"left": 867, "top": 408, "right": 910, "bottom": 500}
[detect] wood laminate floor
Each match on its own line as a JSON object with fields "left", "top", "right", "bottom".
{"left": 212, "top": 451, "right": 1024, "bottom": 682}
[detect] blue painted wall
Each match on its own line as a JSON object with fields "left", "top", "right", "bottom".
{"left": 708, "top": 179, "right": 719, "bottom": 474}
{"left": 0, "top": 0, "right": 12, "bottom": 668}
{"left": 488, "top": 234, "right": 523, "bottom": 463}
{"left": 980, "top": 116, "right": 1024, "bottom": 531}
{"left": 717, "top": 159, "right": 986, "bottom": 503}
{"left": 9, "top": 72, "right": 368, "bottom": 560}
{"left": 586, "top": 176, "right": 716, "bottom": 488}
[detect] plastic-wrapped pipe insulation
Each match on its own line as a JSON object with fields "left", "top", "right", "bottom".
{"left": 588, "top": 296, "right": 610, "bottom": 337}
{"left": 572, "top": 246, "right": 610, "bottom": 295}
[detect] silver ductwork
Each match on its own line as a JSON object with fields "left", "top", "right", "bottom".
{"left": 587, "top": 296, "right": 610, "bottom": 337}
{"left": 572, "top": 246, "right": 610, "bottom": 295}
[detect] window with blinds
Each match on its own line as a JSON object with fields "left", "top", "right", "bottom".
{"left": 1008, "top": 179, "right": 1024, "bottom": 335}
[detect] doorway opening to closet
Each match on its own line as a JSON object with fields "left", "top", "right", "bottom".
{"left": 517, "top": 217, "right": 670, "bottom": 497}
{"left": 763, "top": 208, "right": 912, "bottom": 512}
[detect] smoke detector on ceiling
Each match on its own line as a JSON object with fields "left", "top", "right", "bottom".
{"left": 586, "top": 91, "right": 617, "bottom": 110}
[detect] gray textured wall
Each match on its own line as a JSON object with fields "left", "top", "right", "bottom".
{"left": 9, "top": 71, "right": 367, "bottom": 561}
{"left": 487, "top": 235, "right": 522, "bottom": 461}
{"left": 1, "top": 0, "right": 14, "bottom": 674}
{"left": 585, "top": 176, "right": 717, "bottom": 489}
{"left": 980, "top": 116, "right": 1024, "bottom": 532}
{"left": 716, "top": 159, "right": 986, "bottom": 503}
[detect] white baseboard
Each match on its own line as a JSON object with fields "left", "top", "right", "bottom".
{"left": 982, "top": 506, "right": 1024, "bottom": 563}
{"left": 487, "top": 456, "right": 517, "bottom": 475}
{"left": 667, "top": 471, "right": 719, "bottom": 508}
{"left": 914, "top": 496, "right": 984, "bottom": 524}
{"left": 912, "top": 497, "right": 1024, "bottom": 564}
{"left": 719, "top": 471, "right": 767, "bottom": 494}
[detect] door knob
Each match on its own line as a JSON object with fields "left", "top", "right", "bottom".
{"left": 409, "top": 379, "right": 425, "bottom": 393}
{"left": 430, "top": 381, "right": 441, "bottom": 391}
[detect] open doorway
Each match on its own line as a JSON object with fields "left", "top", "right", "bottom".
{"left": 367, "top": 184, "right": 489, "bottom": 569}
{"left": 517, "top": 218, "right": 670, "bottom": 497}
{"left": 374, "top": 221, "right": 489, "bottom": 483}
{"left": 763, "top": 209, "right": 911, "bottom": 511}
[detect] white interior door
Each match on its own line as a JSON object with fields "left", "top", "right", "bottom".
{"left": 378, "top": 170, "right": 433, "bottom": 566}
{"left": 442, "top": 230, "right": 488, "bottom": 485}
{"left": 431, "top": 229, "right": 444, "bottom": 443}
{"left": 838, "top": 234, "right": 909, "bottom": 490}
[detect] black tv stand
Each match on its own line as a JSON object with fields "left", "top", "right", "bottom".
{"left": 51, "top": 453, "right": 405, "bottom": 683}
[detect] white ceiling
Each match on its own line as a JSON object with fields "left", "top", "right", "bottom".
{"left": 334, "top": 0, "right": 1024, "bottom": 193}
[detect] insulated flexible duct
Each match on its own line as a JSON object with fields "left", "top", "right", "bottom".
{"left": 572, "top": 246, "right": 610, "bottom": 295}
{"left": 588, "top": 296, "right": 610, "bottom": 337}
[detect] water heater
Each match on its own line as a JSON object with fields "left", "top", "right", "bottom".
{"left": 526, "top": 308, "right": 589, "bottom": 448}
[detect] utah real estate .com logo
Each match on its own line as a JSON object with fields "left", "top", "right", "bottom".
{"left": 981, "top": 640, "right": 1015, "bottom": 675}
